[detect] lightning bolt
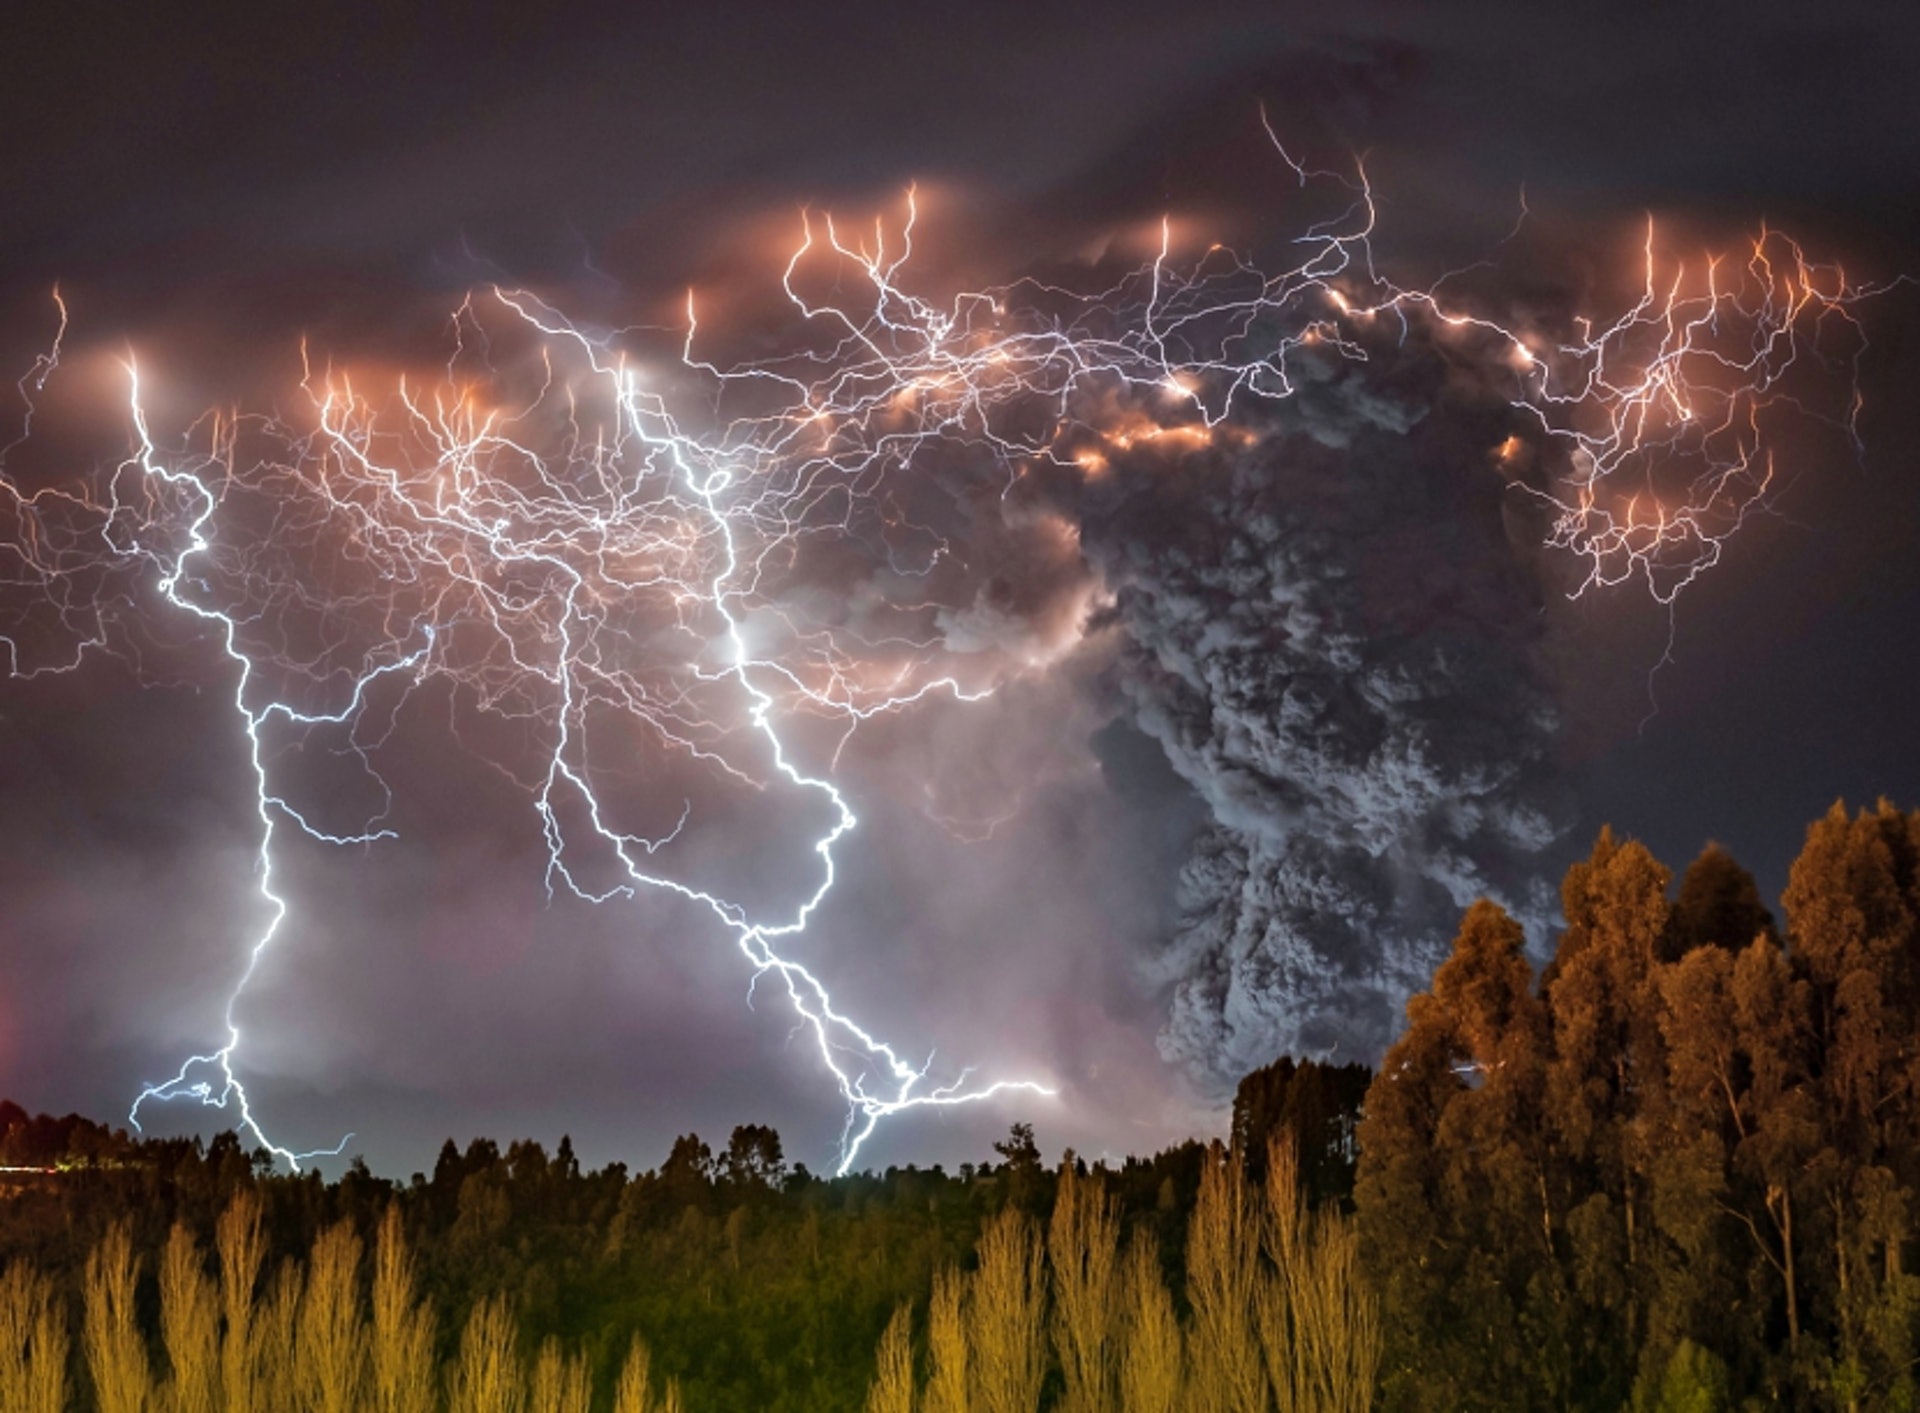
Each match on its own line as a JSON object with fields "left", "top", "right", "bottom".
{"left": 0, "top": 144, "right": 1894, "bottom": 1174}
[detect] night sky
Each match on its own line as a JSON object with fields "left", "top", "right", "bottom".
{"left": 3, "top": 0, "right": 1918, "bottom": 1180}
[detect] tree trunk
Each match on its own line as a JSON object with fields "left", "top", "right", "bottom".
{"left": 1767, "top": 1183, "right": 1800, "bottom": 1355}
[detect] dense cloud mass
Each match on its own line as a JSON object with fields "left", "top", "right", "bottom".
{"left": 1047, "top": 337, "right": 1566, "bottom": 1089}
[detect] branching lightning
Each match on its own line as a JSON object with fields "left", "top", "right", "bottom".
{"left": 0, "top": 145, "right": 1890, "bottom": 1173}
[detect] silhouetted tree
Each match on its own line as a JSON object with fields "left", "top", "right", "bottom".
{"left": 1230, "top": 1056, "right": 1370, "bottom": 1202}
{"left": 720, "top": 1126, "right": 786, "bottom": 1193}
{"left": 1667, "top": 842, "right": 1775, "bottom": 958}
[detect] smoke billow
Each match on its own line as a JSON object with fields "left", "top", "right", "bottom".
{"left": 1013, "top": 332, "right": 1567, "bottom": 1091}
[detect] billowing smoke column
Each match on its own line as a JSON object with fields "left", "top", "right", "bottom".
{"left": 0, "top": 155, "right": 1882, "bottom": 1159}
{"left": 1067, "top": 334, "right": 1563, "bottom": 1089}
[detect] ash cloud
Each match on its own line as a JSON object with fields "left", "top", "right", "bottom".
{"left": 1000, "top": 332, "right": 1567, "bottom": 1091}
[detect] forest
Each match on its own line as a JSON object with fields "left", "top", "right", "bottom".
{"left": 3, "top": 798, "right": 1920, "bottom": 1412}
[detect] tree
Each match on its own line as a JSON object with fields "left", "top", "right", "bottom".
{"left": 865, "top": 1304, "right": 915, "bottom": 1413}
{"left": 1118, "top": 1231, "right": 1183, "bottom": 1413}
{"left": 1230, "top": 1056, "right": 1371, "bottom": 1201}
{"left": 1646, "top": 944, "right": 1750, "bottom": 1392}
{"left": 1357, "top": 899, "right": 1557, "bottom": 1409}
{"left": 612, "top": 1336, "right": 681, "bottom": 1413}
{"left": 1049, "top": 1163, "right": 1119, "bottom": 1413}
{"left": 530, "top": 1339, "right": 592, "bottom": 1413}
{"left": 993, "top": 1123, "right": 1043, "bottom": 1210}
{"left": 1185, "top": 1142, "right": 1263, "bottom": 1413}
{"left": 448, "top": 1296, "right": 523, "bottom": 1413}
{"left": 1543, "top": 830, "right": 1675, "bottom": 1405}
{"left": 299, "top": 1219, "right": 368, "bottom": 1413}
{"left": 659, "top": 1134, "right": 714, "bottom": 1209}
{"left": 84, "top": 1223, "right": 153, "bottom": 1413}
{"left": 1779, "top": 801, "right": 1920, "bottom": 1407}
{"left": 971, "top": 1208, "right": 1046, "bottom": 1413}
{"left": 923, "top": 1268, "right": 970, "bottom": 1413}
{"left": 1667, "top": 843, "right": 1775, "bottom": 958}
{"left": 552, "top": 1135, "right": 580, "bottom": 1184}
{"left": 255, "top": 1258, "right": 304, "bottom": 1395}
{"left": 1633, "top": 1338, "right": 1730, "bottom": 1413}
{"left": 371, "top": 1205, "right": 436, "bottom": 1413}
{"left": 0, "top": 1260, "right": 66, "bottom": 1413}
{"left": 159, "top": 1223, "right": 218, "bottom": 1413}
{"left": 721, "top": 1125, "right": 787, "bottom": 1192}
{"left": 218, "top": 1191, "right": 267, "bottom": 1413}
{"left": 1354, "top": 980, "right": 1468, "bottom": 1408}
{"left": 1260, "top": 1139, "right": 1380, "bottom": 1413}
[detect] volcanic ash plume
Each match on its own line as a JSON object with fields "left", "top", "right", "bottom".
{"left": 1067, "top": 342, "right": 1566, "bottom": 1090}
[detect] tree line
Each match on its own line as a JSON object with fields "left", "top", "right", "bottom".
{"left": 2, "top": 798, "right": 1917, "bottom": 1409}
